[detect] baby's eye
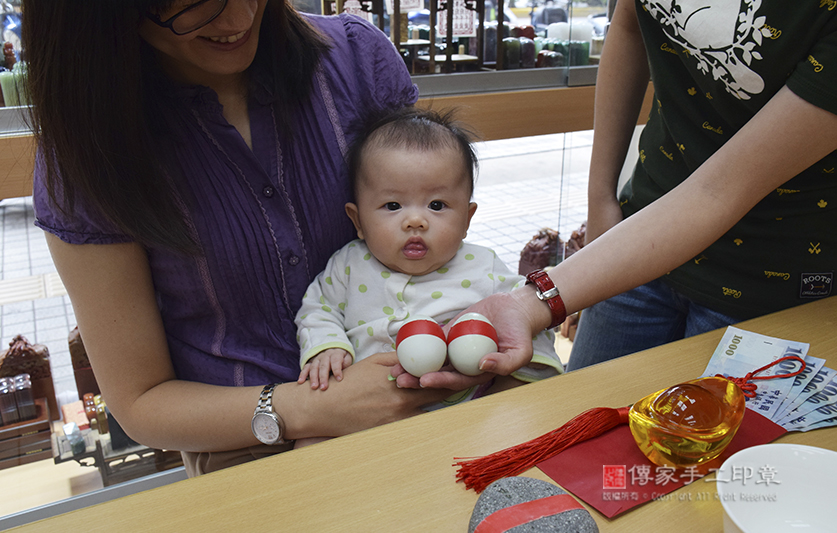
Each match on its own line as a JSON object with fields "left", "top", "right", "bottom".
{"left": 385, "top": 202, "right": 401, "bottom": 211}
{"left": 428, "top": 200, "right": 445, "bottom": 211}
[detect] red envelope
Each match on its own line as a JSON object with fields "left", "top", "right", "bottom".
{"left": 536, "top": 410, "right": 787, "bottom": 518}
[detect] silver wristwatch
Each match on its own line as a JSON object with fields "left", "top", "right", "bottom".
{"left": 251, "top": 383, "right": 287, "bottom": 445}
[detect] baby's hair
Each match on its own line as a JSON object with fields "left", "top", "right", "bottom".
{"left": 348, "top": 107, "right": 479, "bottom": 197}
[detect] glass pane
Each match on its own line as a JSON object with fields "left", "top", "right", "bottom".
{"left": 294, "top": 0, "right": 606, "bottom": 87}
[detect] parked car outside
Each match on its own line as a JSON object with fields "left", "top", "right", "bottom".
{"left": 530, "top": 5, "right": 567, "bottom": 33}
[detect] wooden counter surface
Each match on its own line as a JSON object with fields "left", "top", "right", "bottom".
{"left": 15, "top": 297, "right": 837, "bottom": 532}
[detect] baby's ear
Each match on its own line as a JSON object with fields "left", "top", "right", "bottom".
{"left": 465, "top": 202, "right": 478, "bottom": 233}
{"left": 345, "top": 203, "right": 364, "bottom": 239}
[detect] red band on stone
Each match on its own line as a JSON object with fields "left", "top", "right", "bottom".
{"left": 473, "top": 494, "right": 585, "bottom": 533}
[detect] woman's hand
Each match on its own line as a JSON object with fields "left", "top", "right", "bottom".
{"left": 390, "top": 360, "right": 494, "bottom": 391}
{"left": 293, "top": 351, "right": 456, "bottom": 437}
{"left": 392, "top": 288, "right": 549, "bottom": 389}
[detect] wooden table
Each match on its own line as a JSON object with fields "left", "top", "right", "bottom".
{"left": 14, "top": 297, "right": 837, "bottom": 532}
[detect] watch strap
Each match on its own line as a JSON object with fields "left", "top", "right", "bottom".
{"left": 256, "top": 383, "right": 277, "bottom": 411}
{"left": 253, "top": 383, "right": 287, "bottom": 445}
{"left": 525, "top": 269, "right": 567, "bottom": 330}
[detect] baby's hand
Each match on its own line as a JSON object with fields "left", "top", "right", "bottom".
{"left": 298, "top": 349, "right": 353, "bottom": 390}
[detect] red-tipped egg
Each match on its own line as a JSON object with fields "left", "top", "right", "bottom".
{"left": 446, "top": 313, "right": 498, "bottom": 376}
{"left": 396, "top": 316, "right": 447, "bottom": 377}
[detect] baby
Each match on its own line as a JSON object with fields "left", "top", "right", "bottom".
{"left": 295, "top": 107, "right": 562, "bottom": 399}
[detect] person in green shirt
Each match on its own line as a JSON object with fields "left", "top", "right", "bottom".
{"left": 391, "top": 0, "right": 837, "bottom": 389}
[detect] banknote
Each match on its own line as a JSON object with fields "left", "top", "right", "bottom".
{"left": 784, "top": 415, "right": 837, "bottom": 433}
{"left": 774, "top": 366, "right": 836, "bottom": 424}
{"left": 781, "top": 401, "right": 837, "bottom": 431}
{"left": 702, "top": 326, "right": 809, "bottom": 421}
{"left": 776, "top": 373, "right": 837, "bottom": 426}
{"left": 773, "top": 356, "right": 826, "bottom": 421}
{"left": 702, "top": 326, "right": 837, "bottom": 432}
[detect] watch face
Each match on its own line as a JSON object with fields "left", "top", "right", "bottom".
{"left": 252, "top": 412, "right": 281, "bottom": 444}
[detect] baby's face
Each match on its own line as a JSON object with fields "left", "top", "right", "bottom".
{"left": 345, "top": 145, "right": 477, "bottom": 276}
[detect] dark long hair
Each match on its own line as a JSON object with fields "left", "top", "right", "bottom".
{"left": 23, "top": 0, "right": 330, "bottom": 251}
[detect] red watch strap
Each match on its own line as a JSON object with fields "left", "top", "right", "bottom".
{"left": 525, "top": 269, "right": 567, "bottom": 330}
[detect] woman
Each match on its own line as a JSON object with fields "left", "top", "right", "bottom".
{"left": 25, "top": 0, "right": 451, "bottom": 475}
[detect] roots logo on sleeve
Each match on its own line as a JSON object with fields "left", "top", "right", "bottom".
{"left": 800, "top": 272, "right": 833, "bottom": 298}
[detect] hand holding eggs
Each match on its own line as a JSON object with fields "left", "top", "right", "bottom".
{"left": 395, "top": 313, "right": 499, "bottom": 377}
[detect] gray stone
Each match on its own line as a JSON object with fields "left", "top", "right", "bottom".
{"left": 468, "top": 477, "right": 599, "bottom": 533}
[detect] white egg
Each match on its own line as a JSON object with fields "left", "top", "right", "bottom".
{"left": 396, "top": 317, "right": 447, "bottom": 377}
{"left": 447, "top": 313, "right": 498, "bottom": 376}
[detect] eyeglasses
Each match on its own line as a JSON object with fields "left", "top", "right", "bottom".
{"left": 146, "top": 0, "right": 228, "bottom": 35}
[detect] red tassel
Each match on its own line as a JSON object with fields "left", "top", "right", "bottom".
{"left": 454, "top": 406, "right": 631, "bottom": 493}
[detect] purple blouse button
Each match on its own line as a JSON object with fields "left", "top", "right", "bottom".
{"left": 288, "top": 255, "right": 300, "bottom": 266}
{"left": 262, "top": 185, "right": 275, "bottom": 198}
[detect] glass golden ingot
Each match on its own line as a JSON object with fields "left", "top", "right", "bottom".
{"left": 628, "top": 377, "right": 746, "bottom": 468}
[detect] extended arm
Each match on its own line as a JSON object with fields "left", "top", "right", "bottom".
{"left": 48, "top": 236, "right": 450, "bottom": 452}
{"left": 492, "top": 86, "right": 837, "bottom": 375}
{"left": 418, "top": 84, "right": 837, "bottom": 388}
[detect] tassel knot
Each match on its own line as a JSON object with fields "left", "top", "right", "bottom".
{"left": 454, "top": 406, "right": 630, "bottom": 493}
{"left": 715, "top": 355, "right": 806, "bottom": 398}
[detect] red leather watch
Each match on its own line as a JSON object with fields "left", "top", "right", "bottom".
{"left": 525, "top": 269, "right": 567, "bottom": 330}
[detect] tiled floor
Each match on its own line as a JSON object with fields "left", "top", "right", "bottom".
{"left": 0, "top": 196, "right": 78, "bottom": 412}
{"left": 469, "top": 130, "right": 592, "bottom": 269}
{"left": 0, "top": 131, "right": 592, "bottom": 417}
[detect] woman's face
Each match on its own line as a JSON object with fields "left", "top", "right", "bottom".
{"left": 139, "top": 0, "right": 268, "bottom": 86}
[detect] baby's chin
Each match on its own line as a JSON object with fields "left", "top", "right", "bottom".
{"left": 388, "top": 261, "right": 447, "bottom": 277}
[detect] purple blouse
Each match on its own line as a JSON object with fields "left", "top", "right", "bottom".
{"left": 33, "top": 14, "right": 419, "bottom": 387}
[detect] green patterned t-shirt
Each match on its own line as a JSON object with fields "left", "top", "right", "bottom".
{"left": 621, "top": 0, "right": 837, "bottom": 319}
